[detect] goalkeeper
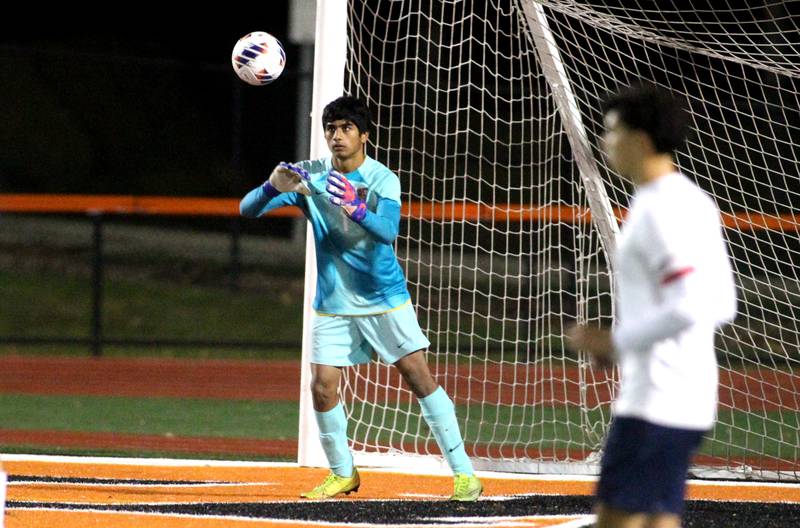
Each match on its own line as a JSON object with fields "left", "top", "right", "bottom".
{"left": 240, "top": 96, "right": 482, "bottom": 502}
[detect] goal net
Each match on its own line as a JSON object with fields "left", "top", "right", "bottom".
{"left": 302, "top": 0, "right": 800, "bottom": 480}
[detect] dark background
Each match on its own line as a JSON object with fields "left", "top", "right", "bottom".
{"left": 1, "top": 3, "right": 798, "bottom": 357}
{"left": 0, "top": 6, "right": 302, "bottom": 198}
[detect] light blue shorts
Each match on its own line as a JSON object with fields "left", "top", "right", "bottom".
{"left": 311, "top": 302, "right": 431, "bottom": 367}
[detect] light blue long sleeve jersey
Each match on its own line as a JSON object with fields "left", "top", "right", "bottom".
{"left": 240, "top": 156, "right": 410, "bottom": 316}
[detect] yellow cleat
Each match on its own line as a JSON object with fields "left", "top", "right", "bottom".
{"left": 449, "top": 473, "right": 482, "bottom": 502}
{"left": 300, "top": 468, "right": 360, "bottom": 499}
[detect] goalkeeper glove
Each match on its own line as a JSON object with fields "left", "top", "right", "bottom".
{"left": 263, "top": 162, "right": 311, "bottom": 196}
{"left": 326, "top": 170, "right": 367, "bottom": 222}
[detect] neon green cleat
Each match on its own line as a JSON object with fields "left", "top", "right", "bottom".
{"left": 300, "top": 468, "right": 360, "bottom": 499}
{"left": 449, "top": 473, "right": 482, "bottom": 502}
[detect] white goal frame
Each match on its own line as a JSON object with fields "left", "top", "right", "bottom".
{"left": 298, "top": 0, "right": 800, "bottom": 481}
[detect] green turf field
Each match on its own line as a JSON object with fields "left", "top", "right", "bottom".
{"left": 0, "top": 267, "right": 304, "bottom": 359}
{"left": 0, "top": 394, "right": 298, "bottom": 439}
{"left": 352, "top": 401, "right": 800, "bottom": 461}
{"left": 0, "top": 394, "right": 299, "bottom": 460}
{"left": 0, "top": 394, "right": 796, "bottom": 463}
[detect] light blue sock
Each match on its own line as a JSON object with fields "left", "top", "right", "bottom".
{"left": 419, "top": 386, "right": 474, "bottom": 475}
{"left": 315, "top": 402, "right": 354, "bottom": 478}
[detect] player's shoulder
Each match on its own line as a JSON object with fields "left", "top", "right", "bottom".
{"left": 670, "top": 173, "right": 718, "bottom": 215}
{"left": 360, "top": 156, "right": 399, "bottom": 182}
{"left": 644, "top": 172, "right": 719, "bottom": 225}
{"left": 359, "top": 157, "right": 401, "bottom": 201}
{"left": 644, "top": 172, "right": 705, "bottom": 204}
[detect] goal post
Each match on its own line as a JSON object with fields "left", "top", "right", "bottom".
{"left": 299, "top": 0, "right": 800, "bottom": 480}
{"left": 297, "top": 0, "right": 348, "bottom": 469}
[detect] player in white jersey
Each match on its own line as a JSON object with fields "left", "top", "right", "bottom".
{"left": 566, "top": 84, "right": 737, "bottom": 528}
{"left": 240, "top": 96, "right": 481, "bottom": 501}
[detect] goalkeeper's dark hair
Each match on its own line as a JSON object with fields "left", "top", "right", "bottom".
{"left": 602, "top": 83, "right": 691, "bottom": 154}
{"left": 322, "top": 96, "right": 373, "bottom": 135}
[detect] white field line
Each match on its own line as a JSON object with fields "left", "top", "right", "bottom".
{"left": 6, "top": 453, "right": 800, "bottom": 491}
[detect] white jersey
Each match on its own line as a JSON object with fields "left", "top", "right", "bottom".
{"left": 611, "top": 172, "right": 737, "bottom": 430}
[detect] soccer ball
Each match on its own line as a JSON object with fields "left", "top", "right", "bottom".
{"left": 231, "top": 31, "right": 286, "bottom": 86}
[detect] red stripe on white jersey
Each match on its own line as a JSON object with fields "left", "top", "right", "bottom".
{"left": 661, "top": 266, "right": 695, "bottom": 285}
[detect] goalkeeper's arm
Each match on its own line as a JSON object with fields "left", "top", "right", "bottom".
{"left": 359, "top": 198, "right": 400, "bottom": 245}
{"left": 240, "top": 162, "right": 310, "bottom": 218}
{"left": 326, "top": 170, "right": 400, "bottom": 245}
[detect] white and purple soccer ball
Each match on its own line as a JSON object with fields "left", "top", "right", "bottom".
{"left": 231, "top": 31, "right": 286, "bottom": 86}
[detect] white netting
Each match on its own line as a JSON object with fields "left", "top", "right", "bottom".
{"left": 333, "top": 0, "right": 800, "bottom": 479}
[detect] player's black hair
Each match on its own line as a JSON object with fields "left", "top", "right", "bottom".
{"left": 601, "top": 83, "right": 691, "bottom": 154}
{"left": 322, "top": 96, "right": 373, "bottom": 135}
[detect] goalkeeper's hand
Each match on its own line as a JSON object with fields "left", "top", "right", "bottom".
{"left": 264, "top": 162, "right": 311, "bottom": 196}
{"left": 326, "top": 170, "right": 367, "bottom": 222}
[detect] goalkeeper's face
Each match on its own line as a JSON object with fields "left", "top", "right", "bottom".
{"left": 325, "top": 119, "right": 369, "bottom": 163}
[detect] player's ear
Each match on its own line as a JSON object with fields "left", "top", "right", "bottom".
{"left": 360, "top": 130, "right": 370, "bottom": 143}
